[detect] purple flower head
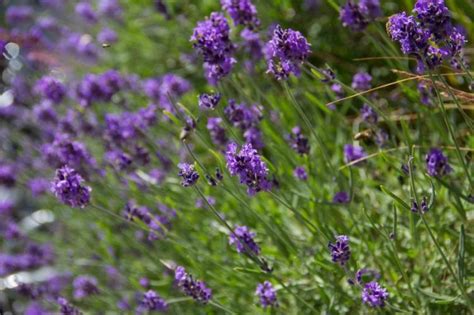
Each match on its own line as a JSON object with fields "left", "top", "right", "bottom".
{"left": 75, "top": 2, "right": 98, "bottom": 24}
{"left": 191, "top": 12, "right": 235, "bottom": 84}
{"left": 221, "top": 0, "right": 260, "bottom": 29}
{"left": 340, "top": 1, "right": 368, "bottom": 32}
{"left": 73, "top": 275, "right": 99, "bottom": 299}
{"left": 33, "top": 100, "right": 58, "bottom": 125}
{"left": 241, "top": 29, "right": 264, "bottom": 61}
{"left": 229, "top": 225, "right": 261, "bottom": 255}
{"left": 344, "top": 144, "right": 367, "bottom": 165}
{"left": 387, "top": 13, "right": 429, "bottom": 55}
{"left": 207, "top": 117, "right": 228, "bottom": 147}
{"left": 6, "top": 6, "right": 34, "bottom": 26}
{"left": 328, "top": 235, "right": 351, "bottom": 266}
{"left": 0, "top": 163, "right": 16, "bottom": 187}
{"left": 360, "top": 104, "right": 378, "bottom": 124}
{"left": 425, "top": 148, "right": 451, "bottom": 177}
{"left": 225, "top": 142, "right": 271, "bottom": 195}
{"left": 244, "top": 127, "right": 264, "bottom": 150}
{"left": 57, "top": 297, "right": 81, "bottom": 315}
{"left": 199, "top": 93, "right": 221, "bottom": 110}
{"left": 413, "top": 0, "right": 450, "bottom": 36}
{"left": 266, "top": 25, "right": 311, "bottom": 80}
{"left": 418, "top": 82, "right": 433, "bottom": 105}
{"left": 28, "top": 178, "right": 50, "bottom": 197}
{"left": 178, "top": 163, "right": 199, "bottom": 187}
{"left": 255, "top": 281, "right": 278, "bottom": 308}
{"left": 288, "top": 126, "right": 310, "bottom": 155}
{"left": 333, "top": 191, "right": 350, "bottom": 204}
{"left": 144, "top": 74, "right": 191, "bottom": 112}
{"left": 97, "top": 28, "right": 118, "bottom": 44}
{"left": 351, "top": 72, "right": 372, "bottom": 91}
{"left": 293, "top": 166, "right": 308, "bottom": 181}
{"left": 331, "top": 83, "right": 345, "bottom": 99}
{"left": 175, "top": 266, "right": 212, "bottom": 304}
{"left": 34, "top": 76, "right": 66, "bottom": 104}
{"left": 224, "top": 99, "right": 262, "bottom": 130}
{"left": 359, "top": 0, "right": 382, "bottom": 19}
{"left": 138, "top": 290, "right": 168, "bottom": 312}
{"left": 362, "top": 281, "right": 389, "bottom": 308}
{"left": 51, "top": 166, "right": 91, "bottom": 208}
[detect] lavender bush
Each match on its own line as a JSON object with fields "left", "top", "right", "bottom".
{"left": 0, "top": 0, "right": 472, "bottom": 313}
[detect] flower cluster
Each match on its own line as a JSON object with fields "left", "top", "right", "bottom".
{"left": 175, "top": 266, "right": 212, "bottom": 304}
{"left": 73, "top": 275, "right": 99, "bottom": 299}
{"left": 51, "top": 166, "right": 91, "bottom": 208}
{"left": 425, "top": 148, "right": 451, "bottom": 177}
{"left": 225, "top": 142, "right": 271, "bottom": 195}
{"left": 138, "top": 290, "right": 168, "bottom": 312}
{"left": 229, "top": 225, "right": 261, "bottom": 255}
{"left": 362, "top": 281, "right": 389, "bottom": 307}
{"left": 265, "top": 25, "right": 311, "bottom": 80}
{"left": 340, "top": 0, "right": 381, "bottom": 32}
{"left": 288, "top": 126, "right": 310, "bottom": 155}
{"left": 198, "top": 92, "right": 221, "bottom": 110}
{"left": 221, "top": 0, "right": 260, "bottom": 29}
{"left": 34, "top": 76, "right": 66, "bottom": 104}
{"left": 344, "top": 144, "right": 367, "bottom": 165}
{"left": 177, "top": 163, "right": 200, "bottom": 187}
{"left": 255, "top": 281, "right": 278, "bottom": 308}
{"left": 387, "top": 0, "right": 466, "bottom": 70}
{"left": 328, "top": 235, "right": 351, "bottom": 266}
{"left": 191, "top": 12, "right": 235, "bottom": 84}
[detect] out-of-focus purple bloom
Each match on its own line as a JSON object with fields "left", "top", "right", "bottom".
{"left": 244, "top": 127, "right": 264, "bottom": 150}
{"left": 359, "top": 0, "right": 382, "bottom": 19}
{"left": 361, "top": 281, "right": 389, "bottom": 308}
{"left": 266, "top": 25, "right": 311, "bottom": 80}
{"left": 207, "top": 117, "right": 228, "bottom": 147}
{"left": 33, "top": 100, "right": 58, "bottom": 125}
{"left": 333, "top": 191, "right": 350, "bottom": 204}
{"left": 288, "top": 126, "right": 310, "bottom": 155}
{"left": 241, "top": 29, "right": 264, "bottom": 62}
{"left": 138, "top": 290, "right": 168, "bottom": 312}
{"left": 51, "top": 166, "right": 91, "bottom": 208}
{"left": 57, "top": 297, "right": 81, "bottom": 315}
{"left": 28, "top": 178, "right": 50, "bottom": 197}
{"left": 331, "top": 83, "right": 345, "bottom": 100}
{"left": 191, "top": 12, "right": 235, "bottom": 84}
{"left": 229, "top": 225, "right": 260, "bottom": 255}
{"left": 344, "top": 144, "right": 367, "bottom": 165}
{"left": 143, "top": 74, "right": 191, "bottom": 112}
{"left": 195, "top": 196, "right": 216, "bottom": 209}
{"left": 375, "top": 129, "right": 389, "bottom": 147}
{"left": 255, "top": 281, "right": 278, "bottom": 308}
{"left": 425, "top": 148, "right": 451, "bottom": 177}
{"left": 224, "top": 99, "right": 262, "bottom": 130}
{"left": 98, "top": 0, "right": 123, "bottom": 20}
{"left": 226, "top": 142, "right": 271, "bottom": 195}
{"left": 360, "top": 104, "right": 378, "bottom": 124}
{"left": 97, "top": 28, "right": 118, "bottom": 44}
{"left": 75, "top": 2, "right": 98, "bottom": 24}
{"left": 199, "top": 93, "right": 221, "bottom": 110}
{"left": 6, "top": 6, "right": 34, "bottom": 26}
{"left": 418, "top": 82, "right": 433, "bottom": 105}
{"left": 34, "top": 76, "right": 66, "bottom": 104}
{"left": 24, "top": 302, "right": 49, "bottom": 315}
{"left": 73, "top": 275, "right": 99, "bottom": 299}
{"left": 356, "top": 268, "right": 381, "bottom": 284}
{"left": 0, "top": 163, "right": 16, "bottom": 187}
{"left": 178, "top": 163, "right": 199, "bottom": 187}
{"left": 139, "top": 277, "right": 150, "bottom": 288}
{"left": 221, "top": 0, "right": 260, "bottom": 29}
{"left": 293, "top": 166, "right": 308, "bottom": 181}
{"left": 351, "top": 72, "right": 372, "bottom": 91}
{"left": 328, "top": 235, "right": 351, "bottom": 266}
{"left": 340, "top": 1, "right": 368, "bottom": 32}
{"left": 175, "top": 266, "right": 212, "bottom": 304}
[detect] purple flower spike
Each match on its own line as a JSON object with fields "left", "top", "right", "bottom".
{"left": 293, "top": 166, "right": 308, "bottom": 181}
{"left": 229, "top": 225, "right": 260, "bottom": 255}
{"left": 344, "top": 144, "right": 367, "bottom": 165}
{"left": 221, "top": 0, "right": 260, "bottom": 29}
{"left": 175, "top": 266, "right": 212, "bottom": 304}
{"left": 328, "top": 235, "right": 351, "bottom": 266}
{"left": 51, "top": 166, "right": 91, "bottom": 208}
{"left": 138, "top": 290, "right": 168, "bottom": 312}
{"left": 255, "top": 281, "right": 278, "bottom": 308}
{"left": 361, "top": 281, "right": 389, "bottom": 308}
{"left": 178, "top": 163, "right": 200, "bottom": 187}
{"left": 425, "top": 148, "right": 451, "bottom": 177}
{"left": 73, "top": 275, "right": 99, "bottom": 299}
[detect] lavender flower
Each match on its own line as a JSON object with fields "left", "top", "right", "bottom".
{"left": 0, "top": 164, "right": 16, "bottom": 187}
{"left": 97, "top": 28, "right": 118, "bottom": 44}
{"left": 178, "top": 163, "right": 200, "bottom": 187}
{"left": 351, "top": 72, "right": 372, "bottom": 91}
{"left": 255, "top": 281, "right": 278, "bottom": 308}
{"left": 98, "top": 0, "right": 123, "bottom": 20}
{"left": 225, "top": 142, "right": 271, "bottom": 195}
{"left": 57, "top": 297, "right": 81, "bottom": 315}
{"left": 413, "top": 0, "right": 450, "bottom": 37}
{"left": 328, "top": 235, "right": 351, "bottom": 266}
{"left": 34, "top": 76, "right": 66, "bottom": 104}
{"left": 75, "top": 2, "right": 98, "bottom": 24}
{"left": 199, "top": 93, "right": 221, "bottom": 110}
{"left": 6, "top": 6, "right": 34, "bottom": 25}
{"left": 244, "top": 127, "right": 264, "bottom": 150}
{"left": 425, "top": 148, "right": 451, "bottom": 177}
{"left": 361, "top": 281, "right": 389, "bottom": 308}
{"left": 221, "top": 0, "right": 260, "bottom": 29}
{"left": 359, "top": 0, "right": 382, "bottom": 19}
{"left": 175, "top": 266, "right": 212, "bottom": 304}
{"left": 288, "top": 126, "right": 310, "bottom": 155}
{"left": 73, "top": 275, "right": 99, "bottom": 299}
{"left": 224, "top": 99, "right": 262, "bottom": 130}
{"left": 266, "top": 25, "right": 311, "bottom": 80}
{"left": 360, "top": 104, "right": 378, "bottom": 124}
{"left": 344, "top": 144, "right": 367, "bottom": 164}
{"left": 51, "top": 166, "right": 91, "bottom": 208}
{"left": 340, "top": 1, "right": 368, "bottom": 32}
{"left": 138, "top": 290, "right": 168, "bottom": 312}
{"left": 207, "top": 117, "right": 228, "bottom": 147}
{"left": 333, "top": 191, "right": 350, "bottom": 204}
{"left": 293, "top": 166, "right": 308, "bottom": 181}
{"left": 191, "top": 12, "right": 235, "bottom": 84}
{"left": 229, "top": 225, "right": 261, "bottom": 255}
